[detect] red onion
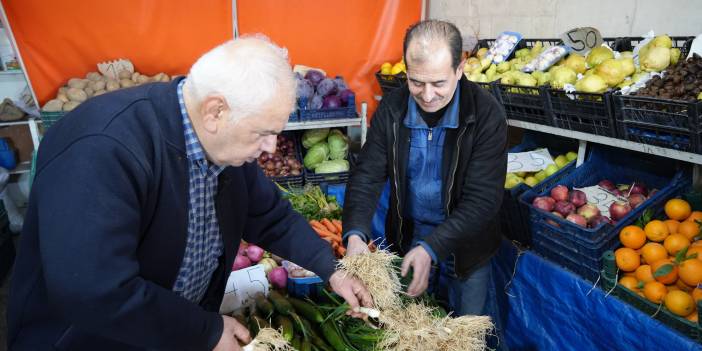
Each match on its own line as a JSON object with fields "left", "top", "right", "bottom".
{"left": 246, "top": 244, "right": 265, "bottom": 263}
{"left": 268, "top": 267, "right": 288, "bottom": 289}
{"left": 232, "top": 255, "right": 252, "bottom": 271}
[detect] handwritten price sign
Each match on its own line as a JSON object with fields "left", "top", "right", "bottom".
{"left": 219, "top": 264, "right": 269, "bottom": 314}
{"left": 561, "top": 27, "right": 603, "bottom": 55}
{"left": 507, "top": 149, "right": 555, "bottom": 173}
{"left": 574, "top": 185, "right": 627, "bottom": 218}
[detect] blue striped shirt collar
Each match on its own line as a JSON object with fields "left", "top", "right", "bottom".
{"left": 177, "top": 79, "right": 226, "bottom": 176}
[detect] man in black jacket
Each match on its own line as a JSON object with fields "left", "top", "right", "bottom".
{"left": 343, "top": 20, "right": 507, "bottom": 317}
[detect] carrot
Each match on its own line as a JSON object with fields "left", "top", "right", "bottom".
{"left": 320, "top": 218, "right": 338, "bottom": 234}
{"left": 309, "top": 220, "right": 327, "bottom": 232}
{"left": 331, "top": 219, "right": 343, "bottom": 234}
{"left": 321, "top": 236, "right": 334, "bottom": 244}
{"left": 337, "top": 246, "right": 346, "bottom": 256}
{"left": 314, "top": 227, "right": 340, "bottom": 241}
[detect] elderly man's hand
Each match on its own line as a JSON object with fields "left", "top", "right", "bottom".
{"left": 401, "top": 245, "right": 432, "bottom": 297}
{"left": 346, "top": 235, "right": 370, "bottom": 256}
{"left": 328, "top": 270, "right": 373, "bottom": 318}
{"left": 213, "top": 315, "right": 250, "bottom": 351}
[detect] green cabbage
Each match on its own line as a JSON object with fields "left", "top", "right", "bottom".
{"left": 302, "top": 128, "right": 330, "bottom": 149}
{"left": 327, "top": 129, "right": 348, "bottom": 160}
{"left": 315, "top": 159, "right": 349, "bottom": 174}
{"left": 303, "top": 142, "right": 329, "bottom": 170}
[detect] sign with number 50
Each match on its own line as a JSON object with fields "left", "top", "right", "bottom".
{"left": 561, "top": 27, "right": 603, "bottom": 55}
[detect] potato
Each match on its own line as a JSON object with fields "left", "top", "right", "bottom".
{"left": 84, "top": 87, "right": 94, "bottom": 97}
{"left": 66, "top": 87, "right": 88, "bottom": 102}
{"left": 137, "top": 75, "right": 151, "bottom": 84}
{"left": 67, "top": 78, "right": 88, "bottom": 89}
{"left": 93, "top": 89, "right": 106, "bottom": 96}
{"left": 161, "top": 74, "right": 171, "bottom": 82}
{"left": 42, "top": 99, "right": 64, "bottom": 112}
{"left": 106, "top": 79, "right": 120, "bottom": 91}
{"left": 57, "top": 93, "right": 69, "bottom": 103}
{"left": 58, "top": 86, "right": 69, "bottom": 95}
{"left": 89, "top": 80, "right": 106, "bottom": 91}
{"left": 63, "top": 101, "right": 80, "bottom": 112}
{"left": 86, "top": 72, "right": 102, "bottom": 81}
{"left": 120, "top": 79, "right": 135, "bottom": 88}
{"left": 131, "top": 72, "right": 140, "bottom": 82}
{"left": 118, "top": 69, "right": 132, "bottom": 80}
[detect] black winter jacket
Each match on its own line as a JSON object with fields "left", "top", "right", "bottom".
{"left": 343, "top": 76, "right": 507, "bottom": 278}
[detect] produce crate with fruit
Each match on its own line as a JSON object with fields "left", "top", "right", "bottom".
{"left": 500, "top": 131, "right": 579, "bottom": 245}
{"left": 613, "top": 36, "right": 700, "bottom": 152}
{"left": 296, "top": 71, "right": 356, "bottom": 121}
{"left": 600, "top": 194, "right": 702, "bottom": 341}
{"left": 375, "top": 59, "right": 407, "bottom": 95}
{"left": 301, "top": 128, "right": 352, "bottom": 185}
{"left": 520, "top": 146, "right": 687, "bottom": 281}
{"left": 257, "top": 133, "right": 304, "bottom": 188}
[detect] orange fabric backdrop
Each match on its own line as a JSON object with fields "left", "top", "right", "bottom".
{"left": 236, "top": 0, "right": 421, "bottom": 117}
{"left": 2, "top": 0, "right": 233, "bottom": 105}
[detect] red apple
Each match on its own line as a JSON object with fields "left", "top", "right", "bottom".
{"left": 629, "top": 182, "right": 648, "bottom": 196}
{"left": 532, "top": 196, "right": 556, "bottom": 212}
{"left": 577, "top": 203, "right": 601, "bottom": 221}
{"left": 554, "top": 201, "right": 576, "bottom": 217}
{"left": 598, "top": 179, "right": 616, "bottom": 191}
{"left": 628, "top": 193, "right": 646, "bottom": 209}
{"left": 569, "top": 190, "right": 587, "bottom": 208}
{"left": 566, "top": 213, "right": 587, "bottom": 227}
{"left": 609, "top": 200, "right": 632, "bottom": 221}
{"left": 550, "top": 185, "right": 570, "bottom": 202}
{"left": 589, "top": 215, "right": 612, "bottom": 227}
{"left": 612, "top": 189, "right": 623, "bottom": 197}
{"left": 551, "top": 211, "right": 564, "bottom": 218}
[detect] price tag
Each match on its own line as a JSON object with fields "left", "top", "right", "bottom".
{"left": 97, "top": 58, "right": 134, "bottom": 80}
{"left": 507, "top": 149, "right": 555, "bottom": 173}
{"left": 219, "top": 264, "right": 269, "bottom": 315}
{"left": 561, "top": 27, "right": 603, "bottom": 55}
{"left": 574, "top": 185, "right": 627, "bottom": 218}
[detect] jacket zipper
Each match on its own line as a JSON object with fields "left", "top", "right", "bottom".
{"left": 445, "top": 126, "right": 468, "bottom": 214}
{"left": 392, "top": 122, "right": 403, "bottom": 245}
{"left": 428, "top": 128, "right": 433, "bottom": 141}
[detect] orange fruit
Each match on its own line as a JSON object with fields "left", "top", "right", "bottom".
{"left": 615, "top": 247, "right": 641, "bottom": 272}
{"left": 644, "top": 220, "right": 670, "bottom": 242}
{"left": 665, "top": 198, "right": 692, "bottom": 221}
{"left": 641, "top": 242, "right": 668, "bottom": 265}
{"left": 643, "top": 281, "right": 668, "bottom": 304}
{"left": 686, "top": 211, "right": 702, "bottom": 223}
{"left": 664, "top": 219, "right": 681, "bottom": 235}
{"left": 686, "top": 311, "right": 698, "bottom": 322}
{"left": 663, "top": 233, "right": 691, "bottom": 256}
{"left": 677, "top": 221, "right": 700, "bottom": 241}
{"left": 668, "top": 284, "right": 681, "bottom": 292}
{"left": 665, "top": 290, "right": 695, "bottom": 316}
{"left": 651, "top": 258, "right": 679, "bottom": 284}
{"left": 692, "top": 240, "right": 702, "bottom": 248}
{"left": 692, "top": 287, "right": 702, "bottom": 302}
{"left": 687, "top": 246, "right": 702, "bottom": 261}
{"left": 635, "top": 265, "right": 655, "bottom": 283}
{"left": 676, "top": 278, "right": 695, "bottom": 292}
{"left": 619, "top": 276, "right": 640, "bottom": 291}
{"left": 679, "top": 259, "right": 702, "bottom": 286}
{"left": 619, "top": 225, "right": 647, "bottom": 249}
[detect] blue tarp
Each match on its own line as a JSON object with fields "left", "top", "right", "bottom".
{"left": 491, "top": 240, "right": 702, "bottom": 350}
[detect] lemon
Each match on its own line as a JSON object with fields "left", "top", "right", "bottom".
{"left": 390, "top": 63, "right": 405, "bottom": 75}
{"left": 381, "top": 66, "right": 392, "bottom": 75}
{"left": 380, "top": 62, "right": 392, "bottom": 71}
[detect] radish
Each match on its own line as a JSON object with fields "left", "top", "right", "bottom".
{"left": 268, "top": 267, "right": 288, "bottom": 289}
{"left": 232, "top": 255, "right": 252, "bottom": 271}
{"left": 246, "top": 244, "right": 265, "bottom": 263}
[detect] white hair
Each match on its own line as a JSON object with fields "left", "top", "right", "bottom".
{"left": 185, "top": 35, "right": 296, "bottom": 121}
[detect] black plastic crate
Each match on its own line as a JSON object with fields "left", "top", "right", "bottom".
{"left": 499, "top": 131, "right": 578, "bottom": 246}
{"left": 375, "top": 71, "right": 406, "bottom": 95}
{"left": 494, "top": 84, "right": 552, "bottom": 125}
{"left": 614, "top": 95, "right": 702, "bottom": 153}
{"left": 548, "top": 90, "right": 617, "bottom": 137}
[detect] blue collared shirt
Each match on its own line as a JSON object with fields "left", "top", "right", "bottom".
{"left": 404, "top": 84, "right": 460, "bottom": 263}
{"left": 172, "top": 79, "right": 226, "bottom": 303}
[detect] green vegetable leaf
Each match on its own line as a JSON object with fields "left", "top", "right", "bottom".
{"left": 653, "top": 263, "right": 674, "bottom": 278}
{"left": 675, "top": 246, "right": 690, "bottom": 264}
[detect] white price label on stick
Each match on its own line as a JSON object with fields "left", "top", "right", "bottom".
{"left": 574, "top": 185, "right": 627, "bottom": 218}
{"left": 561, "top": 27, "right": 604, "bottom": 55}
{"left": 219, "top": 264, "right": 269, "bottom": 315}
{"left": 507, "top": 149, "right": 555, "bottom": 173}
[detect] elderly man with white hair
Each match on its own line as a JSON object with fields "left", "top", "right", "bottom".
{"left": 7, "top": 36, "right": 372, "bottom": 351}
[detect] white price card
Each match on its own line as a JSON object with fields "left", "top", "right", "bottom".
{"left": 97, "top": 58, "right": 134, "bottom": 80}
{"left": 507, "top": 149, "right": 555, "bottom": 173}
{"left": 574, "top": 185, "right": 627, "bottom": 218}
{"left": 561, "top": 27, "right": 604, "bottom": 55}
{"left": 219, "top": 264, "right": 269, "bottom": 315}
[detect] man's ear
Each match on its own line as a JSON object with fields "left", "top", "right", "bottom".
{"left": 456, "top": 57, "right": 467, "bottom": 77}
{"left": 200, "top": 95, "right": 227, "bottom": 133}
